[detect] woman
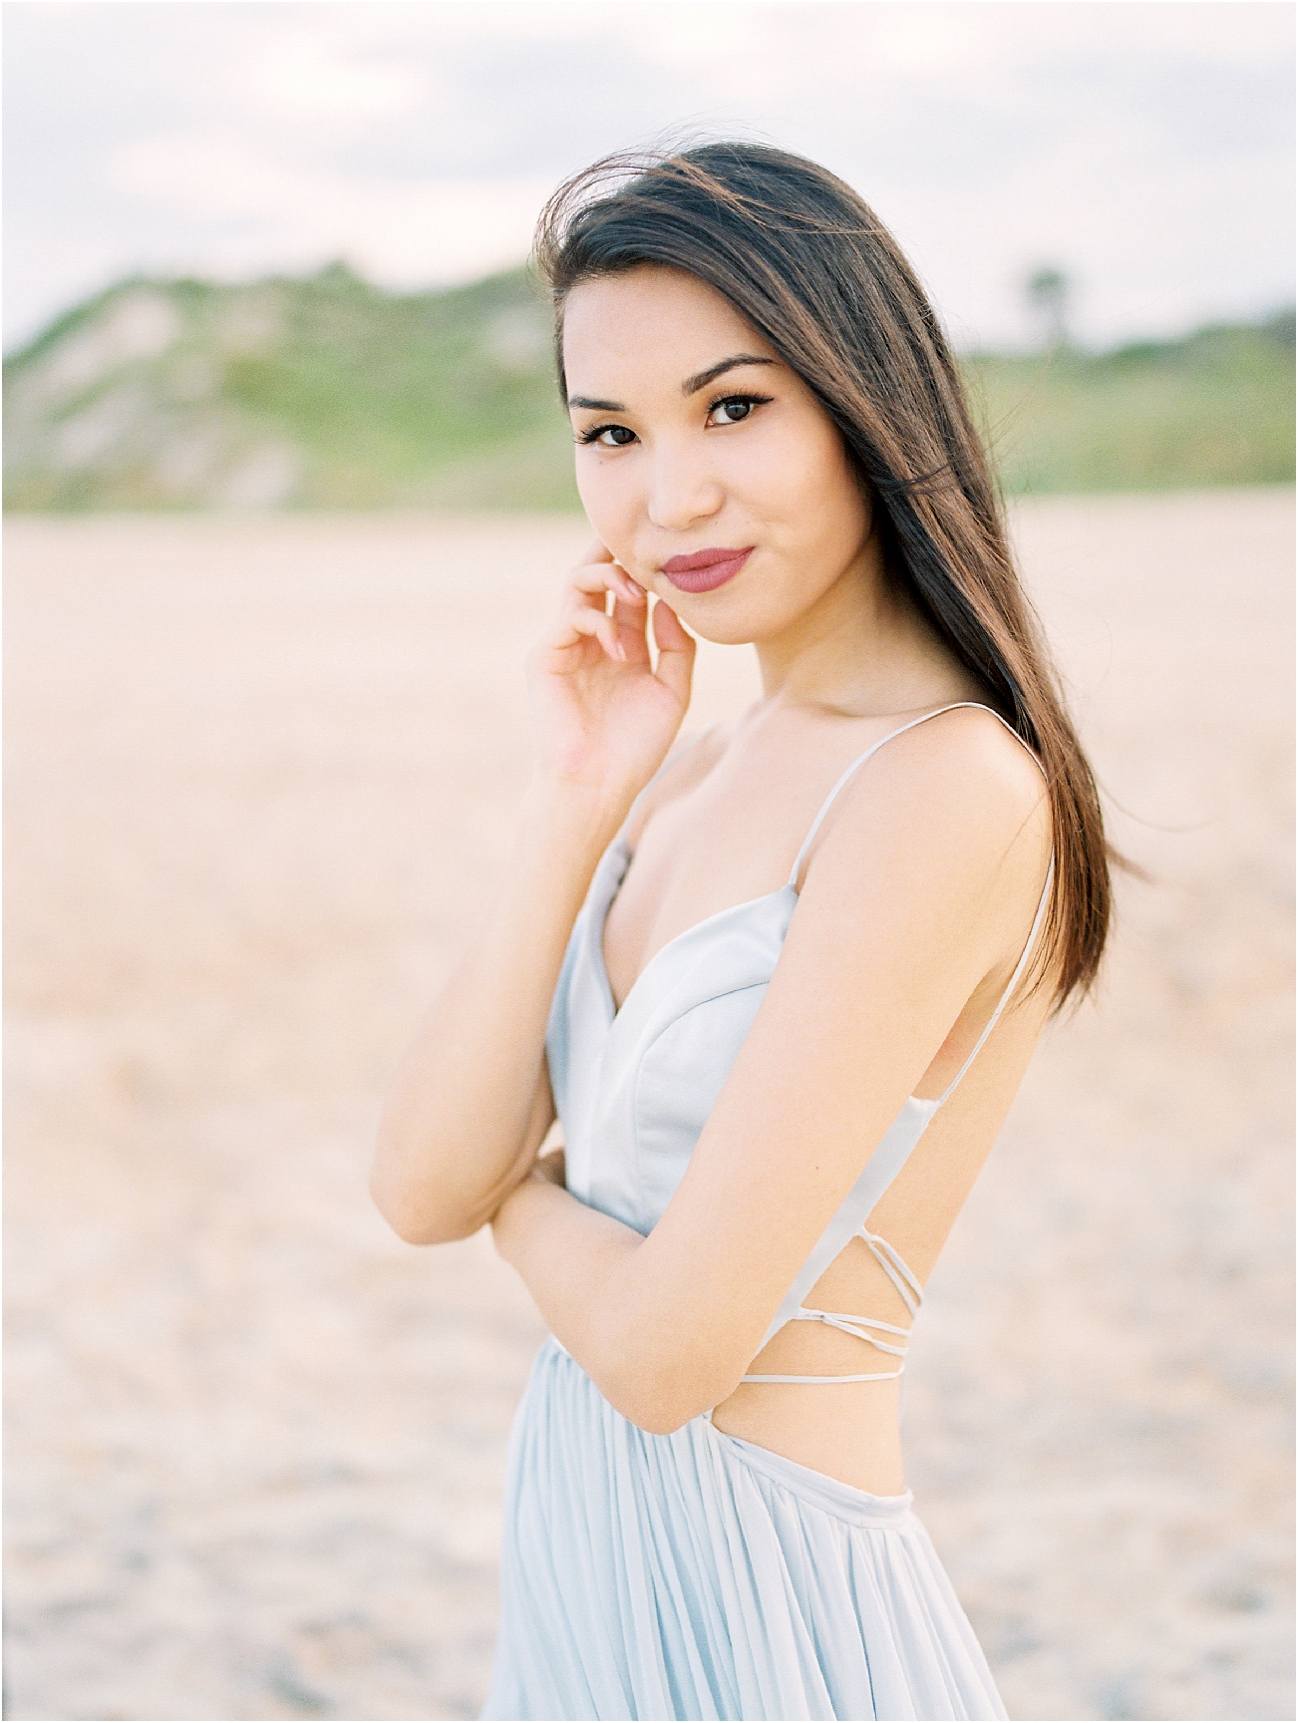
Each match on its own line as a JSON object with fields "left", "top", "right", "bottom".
{"left": 372, "top": 142, "right": 1110, "bottom": 1722}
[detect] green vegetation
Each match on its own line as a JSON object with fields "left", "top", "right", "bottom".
{"left": 4, "top": 264, "right": 580, "bottom": 511}
{"left": 967, "top": 314, "right": 1295, "bottom": 495}
{"left": 4, "top": 263, "right": 1292, "bottom": 511}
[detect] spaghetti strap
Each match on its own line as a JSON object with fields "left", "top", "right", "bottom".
{"left": 933, "top": 853, "right": 1054, "bottom": 1106}
{"left": 783, "top": 697, "right": 1055, "bottom": 1106}
{"left": 787, "top": 700, "right": 1041, "bottom": 889}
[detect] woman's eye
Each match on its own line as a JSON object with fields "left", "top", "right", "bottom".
{"left": 708, "top": 393, "right": 771, "bottom": 426}
{"left": 579, "top": 423, "right": 637, "bottom": 448}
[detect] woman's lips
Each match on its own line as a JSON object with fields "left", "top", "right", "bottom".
{"left": 659, "top": 546, "right": 754, "bottom": 593}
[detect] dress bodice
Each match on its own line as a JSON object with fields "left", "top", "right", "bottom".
{"left": 544, "top": 702, "right": 1053, "bottom": 1362}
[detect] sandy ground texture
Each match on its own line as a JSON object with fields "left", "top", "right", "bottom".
{"left": 4, "top": 492, "right": 1293, "bottom": 1723}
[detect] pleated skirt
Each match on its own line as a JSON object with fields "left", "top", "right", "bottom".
{"left": 482, "top": 1339, "right": 1007, "bottom": 1722}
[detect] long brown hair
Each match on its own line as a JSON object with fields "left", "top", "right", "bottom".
{"left": 533, "top": 141, "right": 1111, "bottom": 1008}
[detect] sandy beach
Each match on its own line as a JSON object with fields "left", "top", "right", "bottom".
{"left": 4, "top": 491, "right": 1293, "bottom": 1721}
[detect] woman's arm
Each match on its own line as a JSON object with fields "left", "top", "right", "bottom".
{"left": 372, "top": 779, "right": 621, "bottom": 1244}
{"left": 491, "top": 707, "right": 1053, "bottom": 1430}
{"left": 370, "top": 542, "right": 696, "bottom": 1246}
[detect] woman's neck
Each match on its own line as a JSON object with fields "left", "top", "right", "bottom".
{"left": 753, "top": 546, "right": 978, "bottom": 720}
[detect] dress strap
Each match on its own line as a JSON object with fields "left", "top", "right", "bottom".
{"left": 740, "top": 1229, "right": 925, "bottom": 1385}
{"left": 781, "top": 698, "right": 1054, "bottom": 1108}
{"left": 932, "top": 852, "right": 1055, "bottom": 1107}
{"left": 786, "top": 701, "right": 1038, "bottom": 889}
{"left": 862, "top": 1229, "right": 923, "bottom": 1316}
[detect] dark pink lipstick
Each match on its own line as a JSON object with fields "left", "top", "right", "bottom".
{"left": 659, "top": 546, "right": 754, "bottom": 593}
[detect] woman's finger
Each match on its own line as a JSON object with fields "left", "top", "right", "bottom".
{"left": 569, "top": 558, "right": 646, "bottom": 610}
{"left": 611, "top": 591, "right": 652, "bottom": 665}
{"left": 651, "top": 597, "right": 696, "bottom": 706}
{"left": 549, "top": 605, "right": 626, "bottom": 663}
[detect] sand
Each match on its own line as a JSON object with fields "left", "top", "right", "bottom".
{"left": 4, "top": 491, "right": 1293, "bottom": 1722}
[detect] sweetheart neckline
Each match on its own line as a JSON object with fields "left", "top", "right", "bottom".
{"left": 594, "top": 698, "right": 1046, "bottom": 1034}
{"left": 592, "top": 834, "right": 948, "bottom": 1112}
{"left": 596, "top": 833, "right": 797, "bottom": 1024}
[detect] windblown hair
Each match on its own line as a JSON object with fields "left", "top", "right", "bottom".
{"left": 533, "top": 141, "right": 1112, "bottom": 1008}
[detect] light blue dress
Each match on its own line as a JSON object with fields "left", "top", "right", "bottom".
{"left": 484, "top": 704, "right": 1050, "bottom": 1722}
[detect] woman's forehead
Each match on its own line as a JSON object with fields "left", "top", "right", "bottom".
{"left": 562, "top": 267, "right": 777, "bottom": 389}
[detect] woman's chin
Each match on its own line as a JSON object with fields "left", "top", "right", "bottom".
{"left": 648, "top": 585, "right": 772, "bottom": 649}
{"left": 689, "top": 620, "right": 765, "bottom": 648}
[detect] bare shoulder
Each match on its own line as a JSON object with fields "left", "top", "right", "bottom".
{"left": 885, "top": 702, "right": 1048, "bottom": 813}
{"left": 813, "top": 703, "right": 1052, "bottom": 889}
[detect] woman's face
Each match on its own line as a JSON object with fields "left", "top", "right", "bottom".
{"left": 562, "top": 265, "right": 877, "bottom": 647}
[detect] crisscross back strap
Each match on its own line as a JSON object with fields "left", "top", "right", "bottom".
{"left": 863, "top": 1229, "right": 923, "bottom": 1316}
{"left": 740, "top": 1228, "right": 925, "bottom": 1385}
{"left": 786, "top": 701, "right": 1040, "bottom": 889}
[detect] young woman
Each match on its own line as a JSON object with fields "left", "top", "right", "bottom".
{"left": 372, "top": 142, "right": 1111, "bottom": 1722}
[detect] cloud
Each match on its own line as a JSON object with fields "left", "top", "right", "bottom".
{"left": 106, "top": 131, "right": 553, "bottom": 287}
{"left": 236, "top": 36, "right": 430, "bottom": 131}
{"left": 4, "top": 0, "right": 1293, "bottom": 352}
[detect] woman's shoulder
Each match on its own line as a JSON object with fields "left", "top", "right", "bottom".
{"left": 884, "top": 701, "right": 1049, "bottom": 808}
{"left": 810, "top": 701, "right": 1052, "bottom": 890}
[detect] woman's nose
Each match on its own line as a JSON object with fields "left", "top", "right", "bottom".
{"left": 645, "top": 442, "right": 724, "bottom": 532}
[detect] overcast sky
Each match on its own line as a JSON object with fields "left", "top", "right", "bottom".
{"left": 4, "top": 0, "right": 1294, "bottom": 353}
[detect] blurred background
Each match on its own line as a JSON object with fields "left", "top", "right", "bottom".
{"left": 4, "top": 3, "right": 1294, "bottom": 1720}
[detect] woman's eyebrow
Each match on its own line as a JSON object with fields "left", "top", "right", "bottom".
{"left": 567, "top": 354, "right": 777, "bottom": 413}
{"left": 681, "top": 354, "right": 776, "bottom": 395}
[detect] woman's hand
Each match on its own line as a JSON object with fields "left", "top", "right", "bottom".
{"left": 491, "top": 1145, "right": 568, "bottom": 1260}
{"left": 529, "top": 1146, "right": 567, "bottom": 1189}
{"left": 527, "top": 539, "right": 696, "bottom": 798}
{"left": 490, "top": 1144, "right": 565, "bottom": 1226}
{"left": 372, "top": 548, "right": 691, "bottom": 1252}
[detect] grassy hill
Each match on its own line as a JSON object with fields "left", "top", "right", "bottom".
{"left": 4, "top": 263, "right": 1292, "bottom": 511}
{"left": 4, "top": 264, "right": 577, "bottom": 511}
{"left": 966, "top": 316, "right": 1294, "bottom": 495}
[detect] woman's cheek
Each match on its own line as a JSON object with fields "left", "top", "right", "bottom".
{"left": 784, "top": 437, "right": 869, "bottom": 551}
{"left": 742, "top": 414, "right": 820, "bottom": 498}
{"left": 576, "top": 461, "right": 640, "bottom": 571}
{"left": 575, "top": 458, "right": 620, "bottom": 532}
